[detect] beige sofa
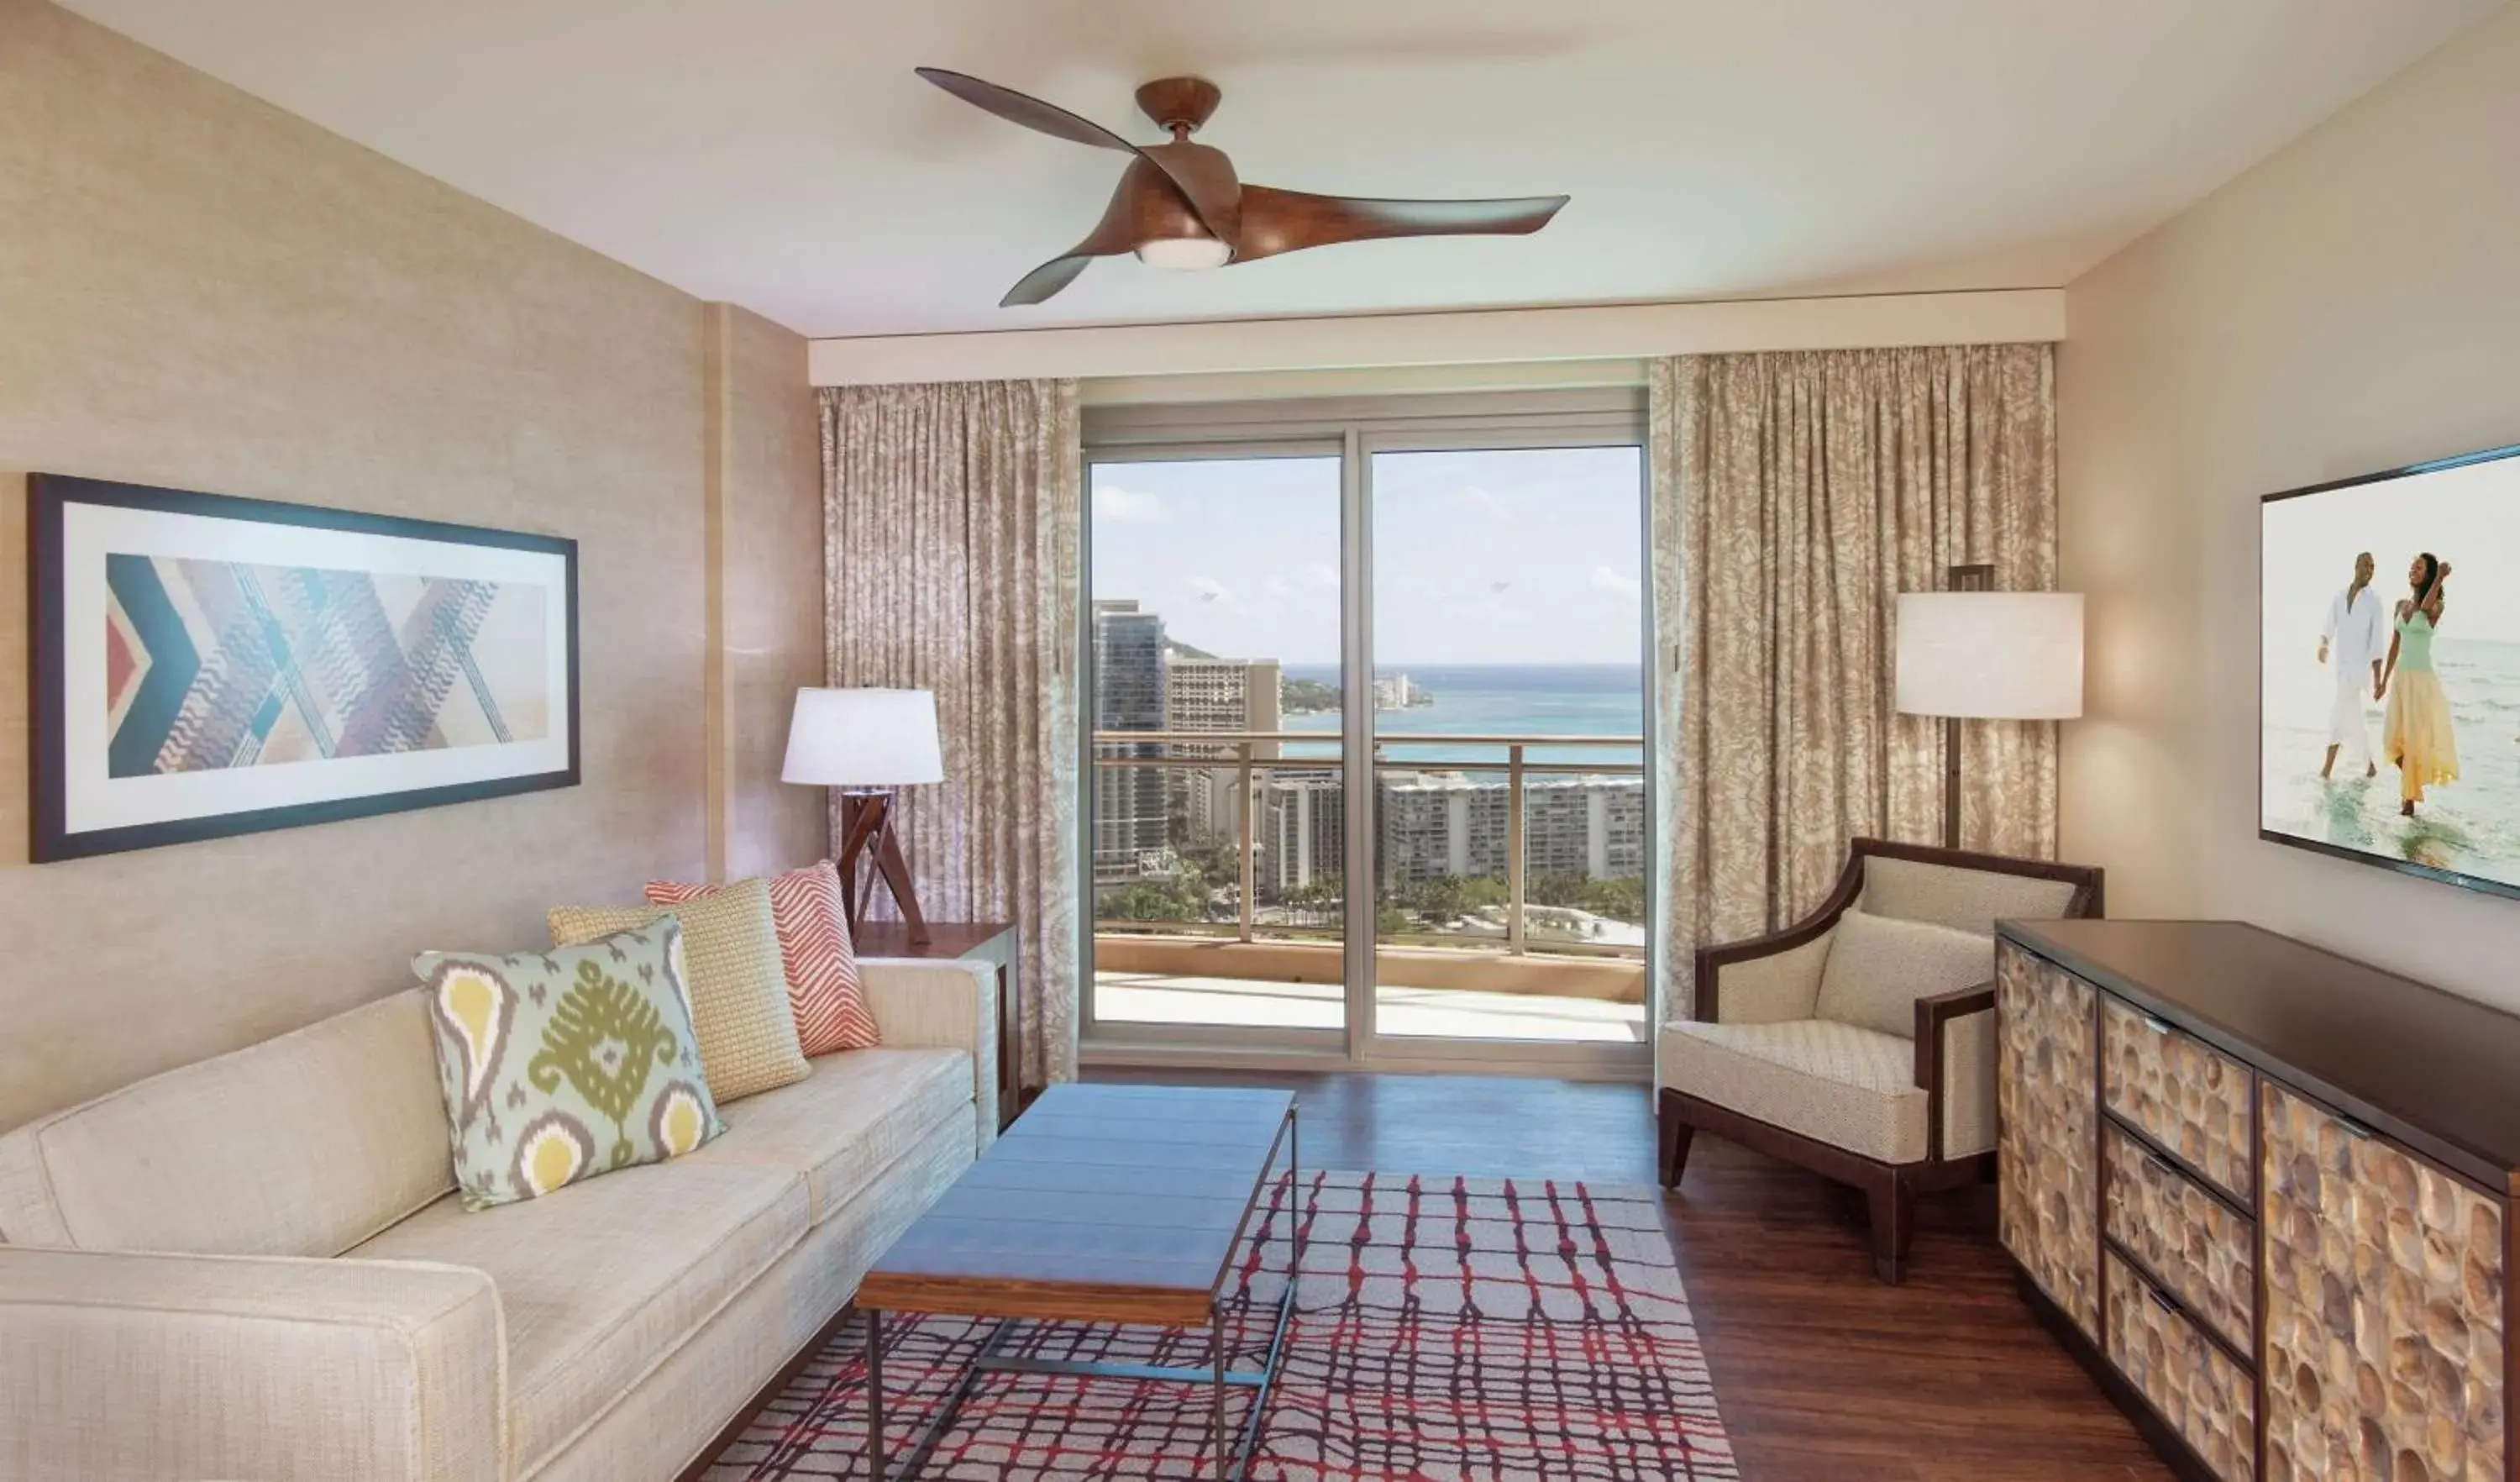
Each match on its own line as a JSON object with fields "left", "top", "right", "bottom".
{"left": 0, "top": 956, "right": 999, "bottom": 1482}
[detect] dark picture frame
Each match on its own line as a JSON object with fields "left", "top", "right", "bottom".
{"left": 29, "top": 474, "right": 580, "bottom": 862}
{"left": 2258, "top": 439, "right": 2520, "bottom": 903}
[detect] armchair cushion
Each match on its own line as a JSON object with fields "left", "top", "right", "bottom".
{"left": 1859, "top": 856, "right": 2080, "bottom": 935}
{"left": 1813, "top": 910, "right": 1993, "bottom": 1040}
{"left": 1657, "top": 1019, "right": 1928, "bottom": 1164}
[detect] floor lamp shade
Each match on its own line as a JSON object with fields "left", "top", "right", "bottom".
{"left": 1896, "top": 590, "right": 2082, "bottom": 850}
{"left": 783, "top": 687, "right": 942, "bottom": 943}
{"left": 1895, "top": 593, "right": 2085, "bottom": 722}
{"left": 781, "top": 688, "right": 944, "bottom": 787}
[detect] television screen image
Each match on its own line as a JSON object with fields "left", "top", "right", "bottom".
{"left": 2261, "top": 444, "right": 2520, "bottom": 897}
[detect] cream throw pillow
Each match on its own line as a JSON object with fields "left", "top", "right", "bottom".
{"left": 550, "top": 876, "right": 808, "bottom": 1103}
{"left": 1812, "top": 909, "right": 1994, "bottom": 1041}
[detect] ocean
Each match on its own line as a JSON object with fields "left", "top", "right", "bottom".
{"left": 2261, "top": 634, "right": 2520, "bottom": 887}
{"left": 1277, "top": 664, "right": 1645, "bottom": 769}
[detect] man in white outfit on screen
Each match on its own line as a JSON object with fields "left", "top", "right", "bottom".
{"left": 2319, "top": 550, "right": 2385, "bottom": 779}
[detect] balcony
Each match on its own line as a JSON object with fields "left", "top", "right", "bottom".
{"left": 1090, "top": 730, "right": 1648, "bottom": 1043}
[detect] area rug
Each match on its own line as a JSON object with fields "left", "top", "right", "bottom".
{"left": 704, "top": 1170, "right": 1736, "bottom": 1480}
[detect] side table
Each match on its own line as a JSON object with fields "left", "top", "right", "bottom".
{"left": 854, "top": 921, "right": 1024, "bottom": 1133}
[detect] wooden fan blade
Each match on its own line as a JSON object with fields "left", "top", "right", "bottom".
{"left": 916, "top": 67, "right": 1136, "bottom": 154}
{"left": 1233, "top": 187, "right": 1568, "bottom": 263}
{"left": 1000, "top": 253, "right": 1095, "bottom": 307}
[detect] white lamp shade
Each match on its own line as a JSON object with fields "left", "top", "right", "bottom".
{"left": 780, "top": 688, "right": 944, "bottom": 787}
{"left": 1895, "top": 592, "right": 2085, "bottom": 720}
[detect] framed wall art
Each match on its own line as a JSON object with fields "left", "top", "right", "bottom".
{"left": 29, "top": 474, "right": 580, "bottom": 861}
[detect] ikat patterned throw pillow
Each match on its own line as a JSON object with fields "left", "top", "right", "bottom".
{"left": 414, "top": 919, "right": 724, "bottom": 1211}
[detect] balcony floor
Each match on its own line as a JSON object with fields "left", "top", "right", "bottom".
{"left": 1094, "top": 969, "right": 1648, "bottom": 1043}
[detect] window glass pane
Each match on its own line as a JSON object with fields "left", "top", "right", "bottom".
{"left": 1367, "top": 446, "right": 1649, "bottom": 1043}
{"left": 1087, "top": 456, "right": 1344, "bottom": 1033}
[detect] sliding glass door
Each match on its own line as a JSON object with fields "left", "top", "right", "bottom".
{"left": 1082, "top": 394, "right": 1650, "bottom": 1073}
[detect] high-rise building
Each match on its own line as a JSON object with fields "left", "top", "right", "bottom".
{"left": 1375, "top": 771, "right": 1644, "bottom": 885}
{"left": 1164, "top": 656, "right": 1280, "bottom": 838}
{"left": 1257, "top": 770, "right": 1344, "bottom": 896}
{"left": 1092, "top": 601, "right": 1168, "bottom": 882}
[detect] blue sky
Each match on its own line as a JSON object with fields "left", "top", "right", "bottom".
{"left": 1089, "top": 446, "right": 1645, "bottom": 666}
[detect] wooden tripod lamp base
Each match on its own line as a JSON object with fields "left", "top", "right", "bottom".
{"left": 782, "top": 687, "right": 945, "bottom": 949}
{"left": 836, "top": 791, "right": 930, "bottom": 945}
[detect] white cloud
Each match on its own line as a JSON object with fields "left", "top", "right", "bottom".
{"left": 1588, "top": 565, "right": 1642, "bottom": 600}
{"left": 1454, "top": 485, "right": 1512, "bottom": 523}
{"left": 1094, "top": 484, "right": 1168, "bottom": 524}
{"left": 1295, "top": 562, "right": 1338, "bottom": 589}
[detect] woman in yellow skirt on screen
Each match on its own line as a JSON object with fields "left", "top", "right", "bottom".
{"left": 2381, "top": 552, "right": 2458, "bottom": 817}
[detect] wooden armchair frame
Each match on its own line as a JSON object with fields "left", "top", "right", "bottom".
{"left": 1658, "top": 838, "right": 2103, "bottom": 1282}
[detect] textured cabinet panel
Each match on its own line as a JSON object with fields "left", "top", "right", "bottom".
{"left": 1997, "top": 939, "right": 2098, "bottom": 1337}
{"left": 2103, "top": 996, "right": 2255, "bottom": 1204}
{"left": 2262, "top": 1080, "right": 2506, "bottom": 1482}
{"left": 2104, "top": 1122, "right": 2255, "bottom": 1354}
{"left": 2107, "top": 1249, "right": 2258, "bottom": 1482}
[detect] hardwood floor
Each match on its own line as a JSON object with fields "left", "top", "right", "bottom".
{"left": 1088, "top": 1066, "right": 2171, "bottom": 1481}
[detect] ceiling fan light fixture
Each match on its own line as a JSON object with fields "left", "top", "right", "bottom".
{"left": 1135, "top": 236, "right": 1232, "bottom": 271}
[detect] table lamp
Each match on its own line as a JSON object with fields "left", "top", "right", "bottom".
{"left": 783, "top": 687, "right": 944, "bottom": 943}
{"left": 1895, "top": 566, "right": 2083, "bottom": 850}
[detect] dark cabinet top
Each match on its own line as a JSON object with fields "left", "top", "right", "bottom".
{"left": 2000, "top": 917, "right": 2520, "bottom": 1193}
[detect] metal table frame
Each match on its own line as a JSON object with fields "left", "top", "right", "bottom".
{"left": 863, "top": 1107, "right": 1302, "bottom": 1481}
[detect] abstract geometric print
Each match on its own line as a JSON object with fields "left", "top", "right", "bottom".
{"left": 706, "top": 1171, "right": 1737, "bottom": 1480}
{"left": 103, "top": 553, "right": 549, "bottom": 777}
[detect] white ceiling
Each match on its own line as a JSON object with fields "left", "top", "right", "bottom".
{"left": 60, "top": 0, "right": 2502, "bottom": 339}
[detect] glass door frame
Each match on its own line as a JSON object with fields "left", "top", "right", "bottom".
{"left": 1079, "top": 390, "right": 1654, "bottom": 1078}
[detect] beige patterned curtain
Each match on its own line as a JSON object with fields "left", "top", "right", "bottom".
{"left": 822, "top": 380, "right": 1082, "bottom": 1087}
{"left": 1648, "top": 345, "right": 2059, "bottom": 1022}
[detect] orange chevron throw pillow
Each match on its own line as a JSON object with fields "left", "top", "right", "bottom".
{"left": 647, "top": 861, "right": 879, "bottom": 1055}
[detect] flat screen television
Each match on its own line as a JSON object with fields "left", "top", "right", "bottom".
{"left": 2261, "top": 440, "right": 2520, "bottom": 899}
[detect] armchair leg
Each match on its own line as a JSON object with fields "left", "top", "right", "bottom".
{"left": 1865, "top": 1170, "right": 1916, "bottom": 1285}
{"left": 1656, "top": 1095, "right": 1697, "bottom": 1188}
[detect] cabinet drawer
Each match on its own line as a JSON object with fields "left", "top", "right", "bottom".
{"left": 2261, "top": 1080, "right": 2506, "bottom": 1482}
{"left": 2103, "top": 1122, "right": 2255, "bottom": 1354}
{"left": 2105, "top": 1250, "right": 2256, "bottom": 1482}
{"left": 2102, "top": 996, "right": 2255, "bottom": 1204}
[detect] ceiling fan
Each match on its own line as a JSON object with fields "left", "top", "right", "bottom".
{"left": 916, "top": 67, "right": 1571, "bottom": 307}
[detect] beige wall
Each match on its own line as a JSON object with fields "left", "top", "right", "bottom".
{"left": 2060, "top": 6, "right": 2520, "bottom": 1009}
{"left": 708, "top": 303, "right": 828, "bottom": 880}
{"left": 0, "top": 0, "right": 818, "bottom": 1132}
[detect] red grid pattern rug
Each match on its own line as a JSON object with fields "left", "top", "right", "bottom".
{"left": 704, "top": 1170, "right": 1736, "bottom": 1480}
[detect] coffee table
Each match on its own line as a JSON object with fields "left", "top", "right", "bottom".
{"left": 856, "top": 1084, "right": 1300, "bottom": 1481}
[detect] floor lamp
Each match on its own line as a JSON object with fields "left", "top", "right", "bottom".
{"left": 1895, "top": 567, "right": 2084, "bottom": 850}
{"left": 783, "top": 687, "right": 943, "bottom": 944}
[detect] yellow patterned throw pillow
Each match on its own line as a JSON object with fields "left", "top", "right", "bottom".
{"left": 415, "top": 919, "right": 723, "bottom": 1211}
{"left": 549, "top": 875, "right": 808, "bottom": 1103}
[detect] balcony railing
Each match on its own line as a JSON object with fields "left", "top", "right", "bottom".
{"left": 1090, "top": 730, "right": 1645, "bottom": 959}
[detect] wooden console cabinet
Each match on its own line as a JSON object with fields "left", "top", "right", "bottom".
{"left": 1997, "top": 919, "right": 2520, "bottom": 1482}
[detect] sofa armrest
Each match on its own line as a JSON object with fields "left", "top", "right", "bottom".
{"left": 0, "top": 1246, "right": 504, "bottom": 1482}
{"left": 861, "top": 958, "right": 1000, "bottom": 1154}
{"left": 1914, "top": 984, "right": 1998, "bottom": 1162}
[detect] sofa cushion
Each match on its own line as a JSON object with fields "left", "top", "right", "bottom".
{"left": 550, "top": 878, "right": 809, "bottom": 1103}
{"left": 1811, "top": 910, "right": 1992, "bottom": 1039}
{"left": 350, "top": 1159, "right": 809, "bottom": 1472}
{"left": 687, "top": 1047, "right": 972, "bottom": 1223}
{"left": 0, "top": 991, "right": 451, "bottom": 1257}
{"left": 648, "top": 862, "right": 880, "bottom": 1056}
{"left": 416, "top": 920, "right": 723, "bottom": 1211}
{"left": 1659, "top": 1018, "right": 1928, "bottom": 1164}
{"left": 1858, "top": 855, "right": 2079, "bottom": 935}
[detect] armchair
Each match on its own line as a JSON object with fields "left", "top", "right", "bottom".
{"left": 1657, "top": 838, "right": 2102, "bottom": 1282}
